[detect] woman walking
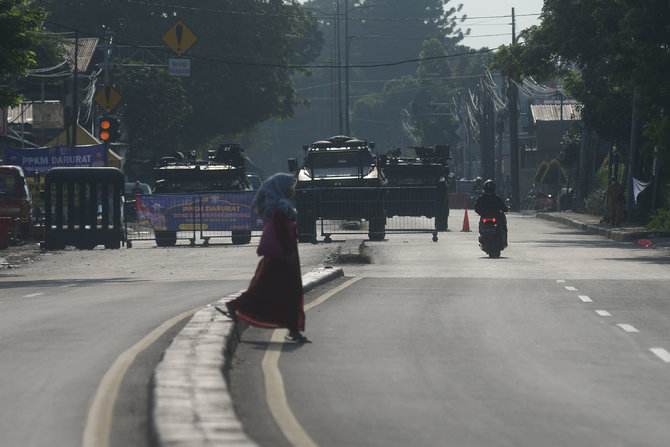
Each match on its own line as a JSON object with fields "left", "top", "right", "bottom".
{"left": 224, "top": 173, "right": 309, "bottom": 343}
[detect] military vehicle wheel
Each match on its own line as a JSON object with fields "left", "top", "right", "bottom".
{"left": 368, "top": 216, "right": 385, "bottom": 241}
{"left": 155, "top": 231, "right": 177, "bottom": 247}
{"left": 296, "top": 211, "right": 316, "bottom": 243}
{"left": 231, "top": 231, "right": 252, "bottom": 245}
{"left": 437, "top": 208, "right": 449, "bottom": 231}
{"left": 104, "top": 239, "right": 121, "bottom": 249}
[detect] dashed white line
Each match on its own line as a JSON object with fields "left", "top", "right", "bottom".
{"left": 23, "top": 292, "right": 44, "bottom": 298}
{"left": 578, "top": 295, "right": 593, "bottom": 303}
{"left": 565, "top": 286, "right": 577, "bottom": 291}
{"left": 556, "top": 280, "right": 566, "bottom": 283}
{"left": 595, "top": 310, "right": 612, "bottom": 317}
{"left": 650, "top": 348, "right": 670, "bottom": 363}
{"left": 617, "top": 323, "right": 639, "bottom": 333}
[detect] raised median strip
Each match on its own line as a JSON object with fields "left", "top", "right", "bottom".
{"left": 535, "top": 212, "right": 670, "bottom": 242}
{"left": 151, "top": 266, "right": 344, "bottom": 447}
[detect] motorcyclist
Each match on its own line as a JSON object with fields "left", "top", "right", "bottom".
{"left": 474, "top": 179, "right": 508, "bottom": 246}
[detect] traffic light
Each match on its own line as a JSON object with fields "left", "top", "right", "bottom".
{"left": 98, "top": 116, "right": 120, "bottom": 142}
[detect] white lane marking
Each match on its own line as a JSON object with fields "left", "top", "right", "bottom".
{"left": 617, "top": 323, "right": 639, "bottom": 333}
{"left": 578, "top": 295, "right": 593, "bottom": 303}
{"left": 23, "top": 292, "right": 44, "bottom": 298}
{"left": 650, "top": 348, "right": 670, "bottom": 363}
{"left": 565, "top": 286, "right": 577, "bottom": 291}
{"left": 82, "top": 306, "right": 203, "bottom": 447}
{"left": 556, "top": 280, "right": 566, "bottom": 283}
{"left": 263, "top": 276, "right": 363, "bottom": 447}
{"left": 304, "top": 276, "right": 364, "bottom": 312}
{"left": 595, "top": 310, "right": 612, "bottom": 317}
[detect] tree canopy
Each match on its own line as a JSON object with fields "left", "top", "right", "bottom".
{"left": 0, "top": 0, "right": 48, "bottom": 107}
{"left": 268, "top": 0, "right": 482, "bottom": 156}
{"left": 492, "top": 0, "right": 670, "bottom": 160}
{"left": 36, "top": 0, "right": 323, "bottom": 162}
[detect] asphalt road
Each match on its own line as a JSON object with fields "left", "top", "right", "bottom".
{"left": 0, "top": 238, "right": 337, "bottom": 447}
{"left": 230, "top": 210, "right": 670, "bottom": 447}
{"left": 1, "top": 211, "right": 669, "bottom": 447}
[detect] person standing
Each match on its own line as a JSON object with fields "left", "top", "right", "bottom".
{"left": 223, "top": 173, "right": 309, "bottom": 343}
{"left": 605, "top": 176, "right": 624, "bottom": 227}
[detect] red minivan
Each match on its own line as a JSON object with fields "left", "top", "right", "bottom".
{"left": 0, "top": 165, "right": 33, "bottom": 238}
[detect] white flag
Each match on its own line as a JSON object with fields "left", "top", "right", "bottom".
{"left": 633, "top": 177, "right": 652, "bottom": 204}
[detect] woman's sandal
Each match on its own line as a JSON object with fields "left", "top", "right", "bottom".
{"left": 286, "top": 331, "right": 311, "bottom": 343}
{"left": 214, "top": 302, "right": 238, "bottom": 321}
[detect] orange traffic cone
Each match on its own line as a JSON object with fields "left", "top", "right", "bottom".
{"left": 461, "top": 209, "right": 470, "bottom": 232}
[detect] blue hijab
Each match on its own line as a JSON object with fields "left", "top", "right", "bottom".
{"left": 252, "top": 173, "right": 297, "bottom": 221}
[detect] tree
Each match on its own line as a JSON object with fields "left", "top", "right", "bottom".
{"left": 114, "top": 66, "right": 192, "bottom": 174}
{"left": 0, "top": 1, "right": 48, "bottom": 107}
{"left": 492, "top": 0, "right": 670, "bottom": 159}
{"left": 37, "top": 0, "right": 323, "bottom": 151}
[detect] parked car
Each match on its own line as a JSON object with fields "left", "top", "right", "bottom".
{"left": 0, "top": 165, "right": 33, "bottom": 239}
{"left": 123, "top": 181, "right": 152, "bottom": 221}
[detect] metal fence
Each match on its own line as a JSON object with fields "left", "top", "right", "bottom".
{"left": 124, "top": 186, "right": 447, "bottom": 246}
{"left": 296, "top": 186, "right": 446, "bottom": 242}
{"left": 124, "top": 192, "right": 262, "bottom": 247}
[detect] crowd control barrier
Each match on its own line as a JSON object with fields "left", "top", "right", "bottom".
{"left": 42, "top": 167, "right": 125, "bottom": 249}
{"left": 296, "top": 186, "right": 447, "bottom": 243}
{"left": 123, "top": 186, "right": 448, "bottom": 246}
{"left": 124, "top": 191, "right": 263, "bottom": 247}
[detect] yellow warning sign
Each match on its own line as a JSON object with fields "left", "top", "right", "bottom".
{"left": 94, "top": 83, "right": 122, "bottom": 112}
{"left": 162, "top": 21, "right": 197, "bottom": 56}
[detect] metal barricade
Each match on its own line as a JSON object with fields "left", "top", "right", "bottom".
{"left": 125, "top": 191, "right": 262, "bottom": 247}
{"left": 297, "top": 186, "right": 445, "bottom": 242}
{"left": 42, "top": 167, "right": 125, "bottom": 249}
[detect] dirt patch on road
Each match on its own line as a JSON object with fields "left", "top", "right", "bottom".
{"left": 0, "top": 240, "right": 45, "bottom": 268}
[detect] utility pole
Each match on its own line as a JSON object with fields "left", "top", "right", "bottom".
{"left": 509, "top": 8, "right": 521, "bottom": 211}
{"left": 336, "top": 0, "right": 343, "bottom": 135}
{"left": 72, "top": 30, "right": 79, "bottom": 147}
{"left": 626, "top": 87, "right": 639, "bottom": 219}
{"left": 344, "top": 0, "right": 350, "bottom": 136}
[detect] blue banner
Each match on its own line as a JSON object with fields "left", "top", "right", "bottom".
{"left": 136, "top": 192, "right": 263, "bottom": 232}
{"left": 3, "top": 144, "right": 108, "bottom": 174}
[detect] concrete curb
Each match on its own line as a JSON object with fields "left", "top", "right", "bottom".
{"left": 535, "top": 212, "right": 670, "bottom": 242}
{"left": 151, "top": 266, "right": 344, "bottom": 447}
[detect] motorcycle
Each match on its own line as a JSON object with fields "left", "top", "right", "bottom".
{"left": 478, "top": 215, "right": 507, "bottom": 258}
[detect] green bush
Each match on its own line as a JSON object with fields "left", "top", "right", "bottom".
{"left": 579, "top": 188, "right": 606, "bottom": 216}
{"left": 646, "top": 181, "right": 670, "bottom": 231}
{"left": 647, "top": 208, "right": 670, "bottom": 231}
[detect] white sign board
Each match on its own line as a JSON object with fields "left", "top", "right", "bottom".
{"left": 169, "top": 58, "right": 191, "bottom": 77}
{"left": 32, "top": 102, "right": 64, "bottom": 129}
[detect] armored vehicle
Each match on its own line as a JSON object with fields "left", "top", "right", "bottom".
{"left": 288, "top": 135, "right": 387, "bottom": 242}
{"left": 152, "top": 144, "right": 253, "bottom": 246}
{"left": 382, "top": 145, "right": 450, "bottom": 231}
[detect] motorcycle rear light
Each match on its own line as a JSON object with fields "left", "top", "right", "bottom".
{"left": 483, "top": 217, "right": 496, "bottom": 223}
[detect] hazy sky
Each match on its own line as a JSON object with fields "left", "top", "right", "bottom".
{"left": 299, "top": 1, "right": 545, "bottom": 50}
{"left": 458, "top": 0, "right": 544, "bottom": 48}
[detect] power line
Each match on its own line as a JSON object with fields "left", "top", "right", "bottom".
{"left": 43, "top": 19, "right": 496, "bottom": 71}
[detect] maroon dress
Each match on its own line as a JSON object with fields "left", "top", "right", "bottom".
{"left": 231, "top": 211, "right": 305, "bottom": 332}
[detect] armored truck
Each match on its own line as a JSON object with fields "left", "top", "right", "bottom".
{"left": 288, "top": 135, "right": 387, "bottom": 242}
{"left": 152, "top": 144, "right": 253, "bottom": 246}
{"left": 382, "top": 145, "right": 450, "bottom": 231}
